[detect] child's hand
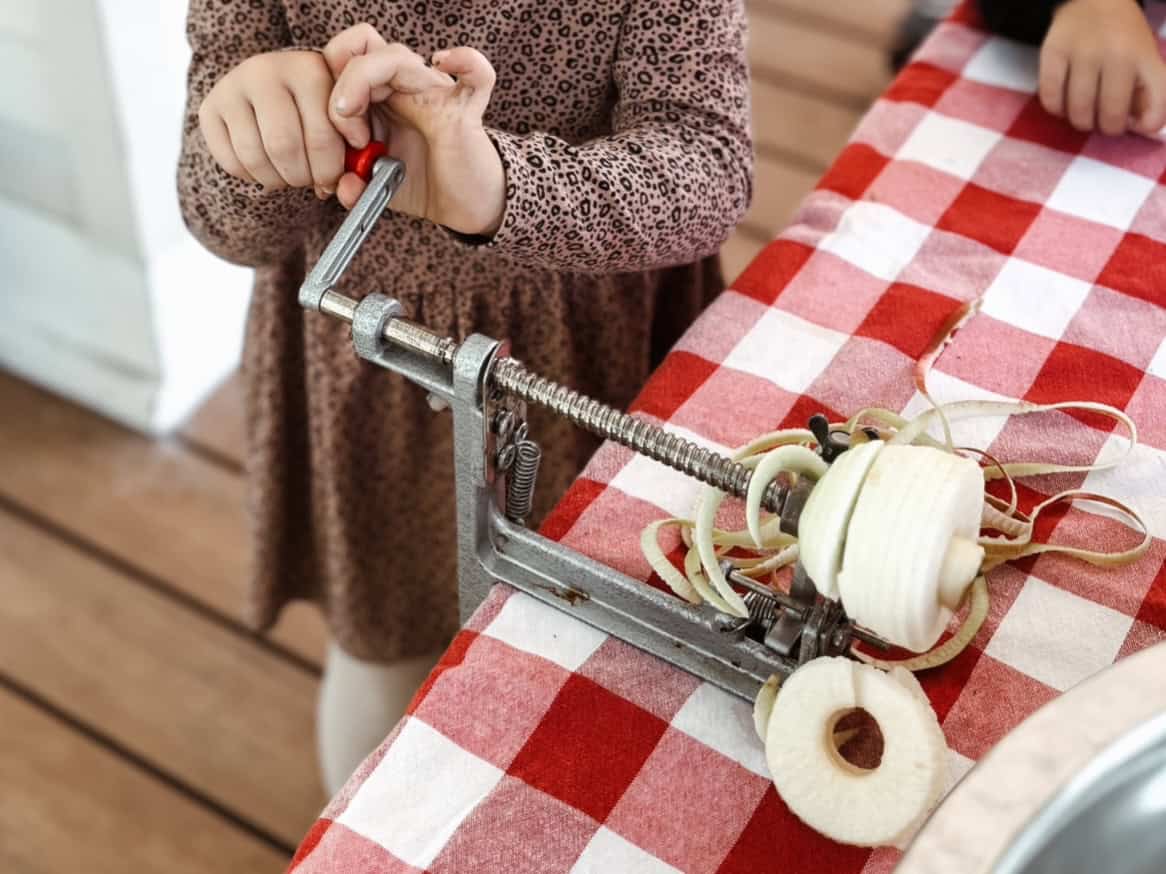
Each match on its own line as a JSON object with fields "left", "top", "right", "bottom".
{"left": 323, "top": 25, "right": 507, "bottom": 236}
{"left": 197, "top": 48, "right": 448, "bottom": 197}
{"left": 1041, "top": 0, "right": 1166, "bottom": 135}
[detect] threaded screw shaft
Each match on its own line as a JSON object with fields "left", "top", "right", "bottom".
{"left": 491, "top": 359, "right": 786, "bottom": 512}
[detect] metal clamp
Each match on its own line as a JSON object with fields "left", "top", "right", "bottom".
{"left": 724, "top": 562, "right": 891, "bottom": 663}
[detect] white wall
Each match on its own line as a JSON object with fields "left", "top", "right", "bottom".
{"left": 0, "top": 0, "right": 252, "bottom": 433}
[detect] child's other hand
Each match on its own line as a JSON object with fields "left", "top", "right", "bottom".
{"left": 323, "top": 26, "right": 506, "bottom": 236}
{"left": 198, "top": 48, "right": 449, "bottom": 198}
{"left": 198, "top": 51, "right": 345, "bottom": 196}
{"left": 1041, "top": 0, "right": 1166, "bottom": 135}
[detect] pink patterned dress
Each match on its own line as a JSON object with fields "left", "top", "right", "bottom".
{"left": 177, "top": 0, "right": 753, "bottom": 661}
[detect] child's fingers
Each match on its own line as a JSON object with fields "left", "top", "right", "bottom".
{"left": 430, "top": 46, "right": 495, "bottom": 87}
{"left": 253, "top": 84, "right": 314, "bottom": 188}
{"left": 1097, "top": 61, "right": 1136, "bottom": 135}
{"left": 1065, "top": 57, "right": 1101, "bottom": 130}
{"left": 199, "top": 104, "right": 256, "bottom": 183}
{"left": 432, "top": 46, "right": 497, "bottom": 115}
{"left": 290, "top": 72, "right": 346, "bottom": 193}
{"left": 369, "top": 105, "right": 391, "bottom": 143}
{"left": 335, "top": 171, "right": 366, "bottom": 210}
{"left": 330, "top": 46, "right": 454, "bottom": 147}
{"left": 1132, "top": 62, "right": 1166, "bottom": 135}
{"left": 322, "top": 22, "right": 389, "bottom": 79}
{"left": 1038, "top": 46, "right": 1070, "bottom": 117}
{"left": 222, "top": 104, "right": 284, "bottom": 189}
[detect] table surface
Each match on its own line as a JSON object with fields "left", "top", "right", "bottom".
{"left": 289, "top": 7, "right": 1166, "bottom": 873}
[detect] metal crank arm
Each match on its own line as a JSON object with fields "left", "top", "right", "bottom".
{"left": 299, "top": 142, "right": 406, "bottom": 316}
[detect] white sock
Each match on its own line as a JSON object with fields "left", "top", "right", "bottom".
{"left": 316, "top": 642, "right": 442, "bottom": 796}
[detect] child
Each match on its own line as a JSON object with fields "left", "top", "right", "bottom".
{"left": 178, "top": 0, "right": 752, "bottom": 792}
{"left": 979, "top": 0, "right": 1166, "bottom": 135}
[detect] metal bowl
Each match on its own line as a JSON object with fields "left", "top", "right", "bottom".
{"left": 897, "top": 644, "right": 1166, "bottom": 874}
{"left": 992, "top": 712, "right": 1166, "bottom": 874}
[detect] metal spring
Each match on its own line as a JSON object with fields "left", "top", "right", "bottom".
{"left": 743, "top": 590, "right": 779, "bottom": 631}
{"left": 491, "top": 358, "right": 786, "bottom": 512}
{"left": 505, "top": 439, "right": 542, "bottom": 523}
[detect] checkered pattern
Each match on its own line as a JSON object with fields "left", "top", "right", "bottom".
{"left": 290, "top": 6, "right": 1166, "bottom": 872}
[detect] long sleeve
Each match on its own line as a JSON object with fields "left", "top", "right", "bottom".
{"left": 480, "top": 0, "right": 753, "bottom": 273}
{"left": 176, "top": 0, "right": 327, "bottom": 267}
{"left": 977, "top": 0, "right": 1143, "bottom": 46}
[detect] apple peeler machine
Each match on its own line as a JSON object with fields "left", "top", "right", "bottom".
{"left": 298, "top": 142, "right": 890, "bottom": 702}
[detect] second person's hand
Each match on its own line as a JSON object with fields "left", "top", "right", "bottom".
{"left": 1041, "top": 0, "right": 1166, "bottom": 135}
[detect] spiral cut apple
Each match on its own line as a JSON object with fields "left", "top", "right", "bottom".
{"left": 641, "top": 296, "right": 1149, "bottom": 666}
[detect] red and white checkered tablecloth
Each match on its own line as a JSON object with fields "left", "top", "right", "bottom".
{"left": 290, "top": 6, "right": 1166, "bottom": 873}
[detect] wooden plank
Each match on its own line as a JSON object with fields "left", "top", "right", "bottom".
{"left": 721, "top": 230, "right": 768, "bottom": 286}
{"left": 744, "top": 154, "right": 821, "bottom": 239}
{"left": 750, "top": 79, "right": 862, "bottom": 170}
{"left": 0, "top": 506, "right": 323, "bottom": 847}
{"left": 0, "top": 372, "right": 326, "bottom": 667}
{"left": 0, "top": 687, "right": 291, "bottom": 874}
{"left": 750, "top": 0, "right": 912, "bottom": 44}
{"left": 747, "top": 9, "right": 894, "bottom": 104}
{"left": 182, "top": 371, "right": 247, "bottom": 469}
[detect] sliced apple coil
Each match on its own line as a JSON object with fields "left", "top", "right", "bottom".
{"left": 763, "top": 656, "right": 948, "bottom": 849}
{"left": 752, "top": 674, "right": 782, "bottom": 742}
{"left": 744, "top": 444, "right": 828, "bottom": 549}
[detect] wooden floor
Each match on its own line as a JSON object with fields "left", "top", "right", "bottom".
{"left": 0, "top": 3, "right": 906, "bottom": 870}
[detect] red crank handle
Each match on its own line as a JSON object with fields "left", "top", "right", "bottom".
{"left": 345, "top": 141, "right": 389, "bottom": 182}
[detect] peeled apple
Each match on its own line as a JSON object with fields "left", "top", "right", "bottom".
{"left": 836, "top": 445, "right": 984, "bottom": 653}
{"left": 795, "top": 440, "right": 884, "bottom": 600}
{"left": 763, "top": 657, "right": 948, "bottom": 849}
{"left": 741, "top": 437, "right": 984, "bottom": 652}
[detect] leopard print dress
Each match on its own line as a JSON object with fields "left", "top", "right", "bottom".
{"left": 178, "top": 0, "right": 752, "bottom": 662}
